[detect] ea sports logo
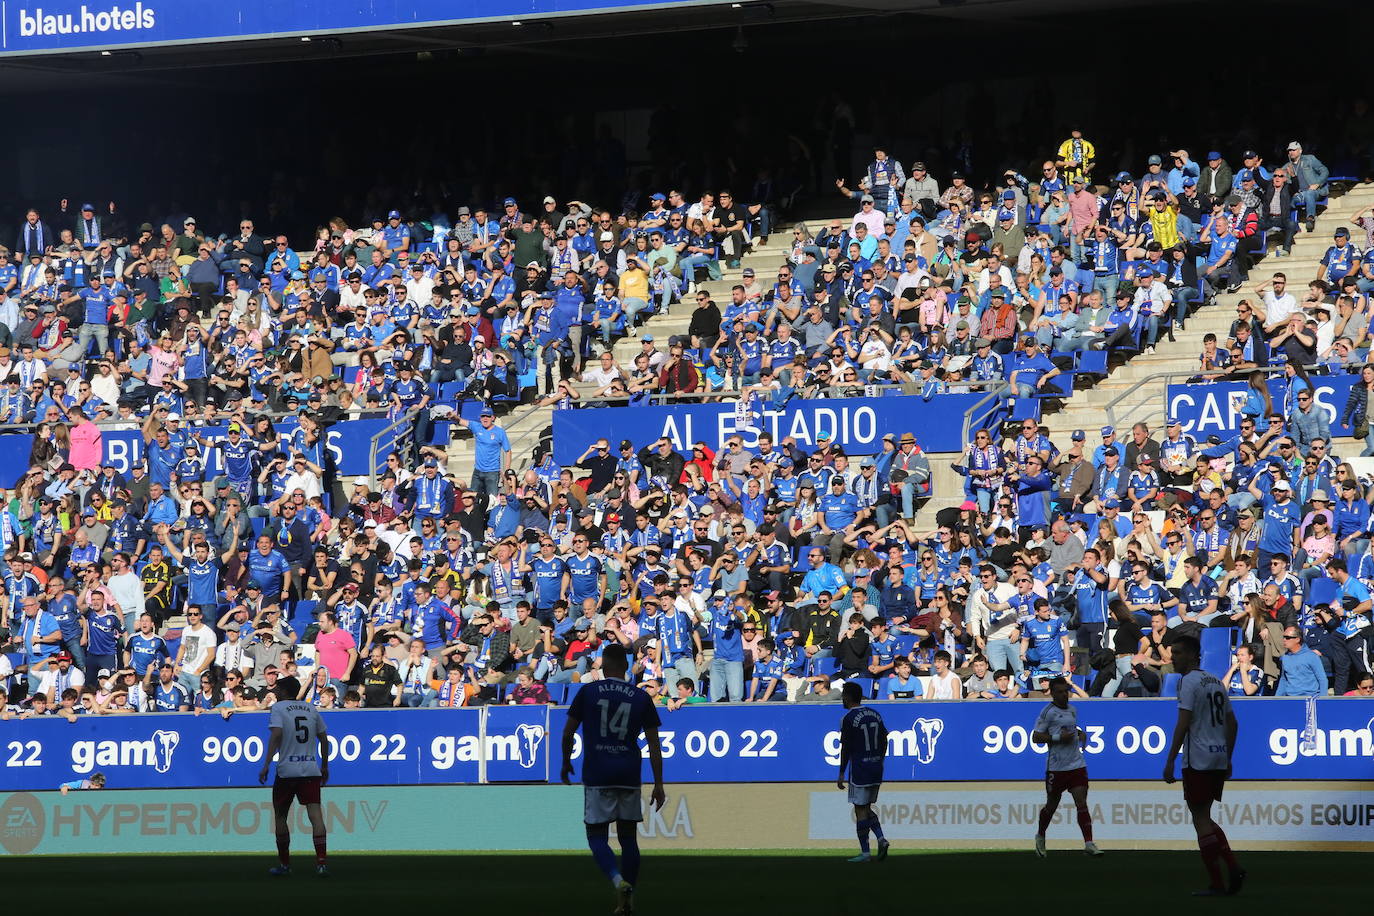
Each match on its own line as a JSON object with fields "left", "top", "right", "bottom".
{"left": 0, "top": 793, "right": 44, "bottom": 855}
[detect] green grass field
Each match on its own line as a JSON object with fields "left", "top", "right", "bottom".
{"left": 7, "top": 850, "right": 1365, "bottom": 911}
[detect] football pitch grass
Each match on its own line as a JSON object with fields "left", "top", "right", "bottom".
{"left": 7, "top": 850, "right": 1366, "bottom": 911}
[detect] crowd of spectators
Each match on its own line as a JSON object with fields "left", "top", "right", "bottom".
{"left": 0, "top": 133, "right": 1367, "bottom": 724}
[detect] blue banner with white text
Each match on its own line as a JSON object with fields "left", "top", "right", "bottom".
{"left": 551, "top": 394, "right": 1005, "bottom": 465}
{"left": 4, "top": 699, "right": 1370, "bottom": 791}
{"left": 1, "top": 0, "right": 730, "bottom": 56}
{"left": 1167, "top": 374, "right": 1358, "bottom": 440}
{"left": 0, "top": 417, "right": 450, "bottom": 481}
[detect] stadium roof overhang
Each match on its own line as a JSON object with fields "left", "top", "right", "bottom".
{"left": 0, "top": 0, "right": 1179, "bottom": 79}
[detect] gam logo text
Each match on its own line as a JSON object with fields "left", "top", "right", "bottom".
{"left": 822, "top": 718, "right": 944, "bottom": 766}
{"left": 72, "top": 731, "right": 180, "bottom": 774}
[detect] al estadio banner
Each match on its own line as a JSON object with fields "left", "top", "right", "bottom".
{"left": 4, "top": 699, "right": 1372, "bottom": 791}
{"left": 3, "top": 782, "right": 1371, "bottom": 855}
{"left": 550, "top": 392, "right": 1008, "bottom": 464}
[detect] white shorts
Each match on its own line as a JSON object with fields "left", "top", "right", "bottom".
{"left": 848, "top": 783, "right": 880, "bottom": 807}
{"left": 584, "top": 787, "right": 643, "bottom": 825}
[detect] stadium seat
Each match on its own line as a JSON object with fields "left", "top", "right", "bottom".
{"left": 290, "top": 599, "right": 319, "bottom": 634}
{"left": 564, "top": 683, "right": 583, "bottom": 706}
{"left": 807, "top": 656, "right": 840, "bottom": 678}
{"left": 1075, "top": 350, "right": 1108, "bottom": 377}
{"left": 1160, "top": 672, "right": 1182, "bottom": 698}
{"left": 1306, "top": 576, "right": 1338, "bottom": 609}
{"left": 1200, "top": 628, "right": 1231, "bottom": 678}
{"left": 893, "top": 635, "right": 918, "bottom": 657}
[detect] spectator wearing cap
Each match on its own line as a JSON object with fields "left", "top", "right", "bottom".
{"left": 862, "top": 145, "right": 905, "bottom": 212}
{"left": 901, "top": 161, "right": 941, "bottom": 218}
{"left": 1006, "top": 336, "right": 1063, "bottom": 400}
{"left": 1222, "top": 192, "right": 1262, "bottom": 284}
{"left": 1198, "top": 213, "right": 1242, "bottom": 298}
{"left": 1199, "top": 150, "right": 1233, "bottom": 201}
{"left": 977, "top": 284, "right": 1018, "bottom": 354}
{"left": 890, "top": 431, "right": 931, "bottom": 521}
{"left": 1281, "top": 141, "right": 1330, "bottom": 234}
{"left": 1141, "top": 181, "right": 1187, "bottom": 253}
{"left": 455, "top": 407, "right": 511, "bottom": 507}
{"left": 1318, "top": 226, "right": 1360, "bottom": 290}
{"left": 1048, "top": 433, "right": 1094, "bottom": 517}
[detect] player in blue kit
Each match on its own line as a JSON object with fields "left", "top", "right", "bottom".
{"left": 837, "top": 681, "right": 889, "bottom": 863}
{"left": 561, "top": 644, "right": 666, "bottom": 916}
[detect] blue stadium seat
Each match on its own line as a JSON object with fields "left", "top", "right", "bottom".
{"left": 893, "top": 635, "right": 918, "bottom": 657}
{"left": 290, "top": 600, "right": 319, "bottom": 634}
{"left": 250, "top": 517, "right": 266, "bottom": 538}
{"left": 1160, "top": 672, "right": 1182, "bottom": 698}
{"left": 793, "top": 548, "right": 812, "bottom": 572}
{"left": 1076, "top": 350, "right": 1108, "bottom": 377}
{"left": 1006, "top": 398, "right": 1041, "bottom": 422}
{"left": 2, "top": 652, "right": 22, "bottom": 688}
{"left": 1306, "top": 576, "right": 1338, "bottom": 608}
{"left": 564, "top": 683, "right": 584, "bottom": 707}
{"left": 807, "top": 656, "right": 840, "bottom": 678}
{"left": 1200, "top": 627, "right": 1231, "bottom": 678}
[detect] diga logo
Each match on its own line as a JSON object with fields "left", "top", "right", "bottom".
{"left": 0, "top": 793, "right": 45, "bottom": 855}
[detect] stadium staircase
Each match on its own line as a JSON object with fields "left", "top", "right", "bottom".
{"left": 445, "top": 227, "right": 834, "bottom": 478}
{"left": 440, "top": 185, "right": 1374, "bottom": 513}
{"left": 913, "top": 182, "right": 1374, "bottom": 528}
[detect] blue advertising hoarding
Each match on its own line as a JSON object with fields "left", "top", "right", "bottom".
{"left": 1167, "top": 374, "right": 1357, "bottom": 440}
{"left": 1, "top": 0, "right": 730, "bottom": 56}
{"left": 0, "top": 415, "right": 449, "bottom": 480}
{"left": 5, "top": 699, "right": 1370, "bottom": 791}
{"left": 551, "top": 393, "right": 1004, "bottom": 465}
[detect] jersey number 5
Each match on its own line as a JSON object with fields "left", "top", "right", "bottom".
{"left": 294, "top": 715, "right": 309, "bottom": 743}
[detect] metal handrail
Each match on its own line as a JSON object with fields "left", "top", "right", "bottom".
{"left": 1103, "top": 363, "right": 1338, "bottom": 433}
{"left": 959, "top": 381, "right": 1010, "bottom": 449}
{"left": 366, "top": 408, "right": 418, "bottom": 489}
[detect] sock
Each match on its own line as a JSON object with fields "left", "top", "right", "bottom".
{"left": 617, "top": 823, "right": 641, "bottom": 886}
{"left": 275, "top": 832, "right": 291, "bottom": 867}
{"left": 587, "top": 833, "right": 621, "bottom": 885}
{"left": 1198, "top": 832, "right": 1224, "bottom": 888}
{"left": 856, "top": 818, "right": 871, "bottom": 854}
{"left": 1213, "top": 825, "right": 1239, "bottom": 872}
{"left": 866, "top": 816, "right": 885, "bottom": 842}
{"left": 313, "top": 833, "right": 327, "bottom": 866}
{"left": 1037, "top": 806, "right": 1054, "bottom": 835}
{"left": 1076, "top": 806, "right": 1093, "bottom": 842}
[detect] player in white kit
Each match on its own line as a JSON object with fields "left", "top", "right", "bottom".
{"left": 1162, "top": 635, "right": 1244, "bottom": 896}
{"left": 1030, "top": 676, "right": 1102, "bottom": 858}
{"left": 258, "top": 698, "right": 331, "bottom": 877}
